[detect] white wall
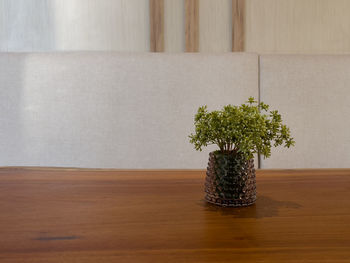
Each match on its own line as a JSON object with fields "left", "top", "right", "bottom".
{"left": 0, "top": 0, "right": 150, "bottom": 52}
{"left": 0, "top": 52, "right": 259, "bottom": 168}
{"left": 260, "top": 55, "right": 350, "bottom": 168}
{"left": 0, "top": 0, "right": 55, "bottom": 51}
{"left": 0, "top": 0, "right": 234, "bottom": 52}
{"left": 3, "top": 0, "right": 350, "bottom": 53}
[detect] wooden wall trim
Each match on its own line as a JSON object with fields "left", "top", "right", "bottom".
{"left": 232, "top": 0, "right": 245, "bottom": 51}
{"left": 150, "top": 0, "right": 164, "bottom": 52}
{"left": 185, "top": 0, "right": 199, "bottom": 52}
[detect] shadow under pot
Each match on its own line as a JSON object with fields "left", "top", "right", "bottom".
{"left": 205, "top": 151, "right": 256, "bottom": 207}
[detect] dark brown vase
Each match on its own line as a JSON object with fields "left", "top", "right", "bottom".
{"left": 205, "top": 151, "right": 256, "bottom": 207}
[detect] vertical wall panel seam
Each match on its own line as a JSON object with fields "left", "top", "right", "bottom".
{"left": 258, "top": 55, "right": 262, "bottom": 169}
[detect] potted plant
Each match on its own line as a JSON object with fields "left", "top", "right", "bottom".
{"left": 189, "top": 97, "right": 295, "bottom": 207}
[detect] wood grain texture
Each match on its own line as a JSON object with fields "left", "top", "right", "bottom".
{"left": 245, "top": 0, "right": 350, "bottom": 53}
{"left": 150, "top": 0, "right": 164, "bottom": 52}
{"left": 185, "top": 0, "right": 199, "bottom": 52}
{"left": 199, "top": 0, "right": 232, "bottom": 52}
{"left": 232, "top": 0, "right": 245, "bottom": 51}
{"left": 164, "top": 0, "right": 185, "bottom": 52}
{"left": 1, "top": 168, "right": 350, "bottom": 262}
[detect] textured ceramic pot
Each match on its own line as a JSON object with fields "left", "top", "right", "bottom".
{"left": 205, "top": 151, "right": 256, "bottom": 207}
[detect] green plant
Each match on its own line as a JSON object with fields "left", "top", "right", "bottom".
{"left": 189, "top": 97, "right": 295, "bottom": 160}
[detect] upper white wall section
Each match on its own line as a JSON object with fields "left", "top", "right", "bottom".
{"left": 3, "top": 0, "right": 350, "bottom": 53}
{"left": 0, "top": 0, "right": 234, "bottom": 53}
{"left": 260, "top": 55, "right": 350, "bottom": 168}
{"left": 0, "top": 0, "right": 150, "bottom": 52}
{"left": 0, "top": 0, "right": 56, "bottom": 51}
{"left": 0, "top": 52, "right": 259, "bottom": 168}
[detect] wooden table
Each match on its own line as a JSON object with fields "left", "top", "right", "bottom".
{"left": 1, "top": 168, "right": 350, "bottom": 262}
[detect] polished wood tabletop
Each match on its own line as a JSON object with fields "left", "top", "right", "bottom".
{"left": 0, "top": 168, "right": 350, "bottom": 263}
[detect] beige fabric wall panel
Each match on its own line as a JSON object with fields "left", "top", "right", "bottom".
{"left": 260, "top": 55, "right": 350, "bottom": 168}
{"left": 246, "top": 0, "right": 350, "bottom": 53}
{"left": 199, "top": 0, "right": 232, "bottom": 52}
{"left": 164, "top": 0, "right": 185, "bottom": 52}
{"left": 0, "top": 0, "right": 150, "bottom": 51}
{"left": 0, "top": 52, "right": 259, "bottom": 168}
